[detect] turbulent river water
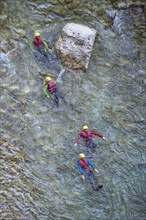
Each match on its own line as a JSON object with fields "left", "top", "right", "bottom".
{"left": 0, "top": 0, "right": 146, "bottom": 219}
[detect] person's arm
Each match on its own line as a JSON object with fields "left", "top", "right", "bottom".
{"left": 74, "top": 133, "right": 82, "bottom": 146}
{"left": 91, "top": 130, "right": 106, "bottom": 139}
{"left": 43, "top": 84, "right": 50, "bottom": 98}
{"left": 87, "top": 159, "right": 99, "bottom": 173}
{"left": 30, "top": 40, "right": 34, "bottom": 49}
{"left": 77, "top": 161, "right": 85, "bottom": 175}
{"left": 87, "top": 158, "right": 95, "bottom": 169}
{"left": 42, "top": 40, "right": 49, "bottom": 51}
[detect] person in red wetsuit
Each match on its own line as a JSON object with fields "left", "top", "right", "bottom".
{"left": 33, "top": 32, "right": 51, "bottom": 56}
{"left": 77, "top": 153, "right": 103, "bottom": 191}
{"left": 43, "top": 76, "right": 66, "bottom": 106}
{"left": 74, "top": 125, "right": 106, "bottom": 157}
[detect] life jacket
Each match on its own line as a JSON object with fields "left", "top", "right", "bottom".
{"left": 80, "top": 130, "right": 93, "bottom": 141}
{"left": 79, "top": 159, "right": 90, "bottom": 170}
{"left": 33, "top": 37, "right": 44, "bottom": 47}
{"left": 48, "top": 81, "right": 57, "bottom": 94}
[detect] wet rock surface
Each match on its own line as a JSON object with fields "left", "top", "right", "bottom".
{"left": 0, "top": 0, "right": 146, "bottom": 219}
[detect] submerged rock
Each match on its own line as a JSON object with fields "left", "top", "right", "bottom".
{"left": 55, "top": 23, "right": 97, "bottom": 71}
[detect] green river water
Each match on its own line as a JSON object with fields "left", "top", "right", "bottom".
{"left": 0, "top": 0, "right": 146, "bottom": 219}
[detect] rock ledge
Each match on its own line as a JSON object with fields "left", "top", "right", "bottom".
{"left": 55, "top": 23, "right": 97, "bottom": 70}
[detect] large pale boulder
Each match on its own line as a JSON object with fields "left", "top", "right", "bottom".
{"left": 55, "top": 23, "right": 97, "bottom": 70}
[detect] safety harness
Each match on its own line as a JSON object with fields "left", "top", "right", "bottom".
{"left": 79, "top": 159, "right": 90, "bottom": 170}
{"left": 47, "top": 81, "right": 57, "bottom": 94}
{"left": 33, "top": 37, "right": 44, "bottom": 47}
{"left": 80, "top": 130, "right": 93, "bottom": 141}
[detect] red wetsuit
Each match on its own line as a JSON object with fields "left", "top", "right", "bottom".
{"left": 47, "top": 81, "right": 57, "bottom": 94}
{"left": 79, "top": 159, "right": 90, "bottom": 170}
{"left": 33, "top": 37, "right": 44, "bottom": 47}
{"left": 75, "top": 130, "right": 103, "bottom": 143}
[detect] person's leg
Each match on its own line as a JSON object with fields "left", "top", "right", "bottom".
{"left": 92, "top": 140, "right": 97, "bottom": 149}
{"left": 89, "top": 140, "right": 97, "bottom": 158}
{"left": 37, "top": 47, "right": 47, "bottom": 57}
{"left": 88, "top": 171, "right": 94, "bottom": 182}
{"left": 85, "top": 170, "right": 95, "bottom": 189}
{"left": 85, "top": 140, "right": 95, "bottom": 158}
{"left": 55, "top": 90, "right": 68, "bottom": 106}
{"left": 86, "top": 170, "right": 102, "bottom": 191}
{"left": 91, "top": 172, "right": 103, "bottom": 191}
{"left": 90, "top": 140, "right": 97, "bottom": 155}
{"left": 58, "top": 92, "right": 64, "bottom": 99}
{"left": 53, "top": 91, "right": 59, "bottom": 105}
{"left": 57, "top": 91, "right": 67, "bottom": 104}
{"left": 85, "top": 141, "right": 91, "bottom": 156}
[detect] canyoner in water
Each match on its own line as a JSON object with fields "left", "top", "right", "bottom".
{"left": 77, "top": 153, "right": 103, "bottom": 191}
{"left": 43, "top": 76, "right": 66, "bottom": 106}
{"left": 74, "top": 125, "right": 106, "bottom": 158}
{"left": 32, "top": 32, "right": 52, "bottom": 57}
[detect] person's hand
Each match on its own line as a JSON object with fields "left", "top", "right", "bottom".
{"left": 81, "top": 175, "right": 85, "bottom": 180}
{"left": 94, "top": 168, "right": 99, "bottom": 173}
{"left": 74, "top": 143, "right": 77, "bottom": 147}
{"left": 103, "top": 137, "right": 106, "bottom": 140}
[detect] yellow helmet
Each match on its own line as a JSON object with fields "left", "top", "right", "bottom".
{"left": 45, "top": 77, "right": 52, "bottom": 82}
{"left": 82, "top": 125, "right": 89, "bottom": 130}
{"left": 35, "top": 32, "right": 40, "bottom": 37}
{"left": 79, "top": 153, "right": 85, "bottom": 159}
